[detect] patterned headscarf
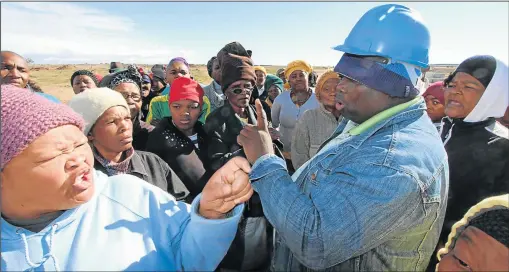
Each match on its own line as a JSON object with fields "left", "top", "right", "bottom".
{"left": 108, "top": 64, "right": 142, "bottom": 90}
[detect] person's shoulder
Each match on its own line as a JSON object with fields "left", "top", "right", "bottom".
{"left": 151, "top": 95, "right": 169, "bottom": 103}
{"left": 300, "top": 107, "right": 319, "bottom": 122}
{"left": 135, "top": 150, "right": 170, "bottom": 168}
{"left": 202, "top": 95, "right": 211, "bottom": 106}
{"left": 486, "top": 121, "right": 509, "bottom": 141}
{"left": 271, "top": 92, "right": 285, "bottom": 106}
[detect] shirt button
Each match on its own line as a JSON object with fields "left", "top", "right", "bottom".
{"left": 310, "top": 173, "right": 316, "bottom": 180}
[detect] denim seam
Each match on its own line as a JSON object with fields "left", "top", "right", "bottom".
{"left": 415, "top": 199, "right": 441, "bottom": 270}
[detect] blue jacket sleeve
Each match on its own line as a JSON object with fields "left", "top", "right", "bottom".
{"left": 249, "top": 154, "right": 421, "bottom": 270}
{"left": 153, "top": 191, "right": 243, "bottom": 271}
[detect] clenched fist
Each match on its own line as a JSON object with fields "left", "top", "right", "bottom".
{"left": 199, "top": 157, "right": 254, "bottom": 219}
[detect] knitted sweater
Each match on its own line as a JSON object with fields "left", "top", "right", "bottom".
{"left": 291, "top": 104, "right": 342, "bottom": 169}
{"left": 271, "top": 90, "right": 319, "bottom": 153}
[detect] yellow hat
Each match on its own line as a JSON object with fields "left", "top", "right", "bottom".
{"left": 315, "top": 70, "right": 339, "bottom": 98}
{"left": 284, "top": 60, "right": 313, "bottom": 82}
{"left": 254, "top": 66, "right": 267, "bottom": 75}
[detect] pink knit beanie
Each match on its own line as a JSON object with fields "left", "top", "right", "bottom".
{"left": 1, "top": 85, "right": 85, "bottom": 170}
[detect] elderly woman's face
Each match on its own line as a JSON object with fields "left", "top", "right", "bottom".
{"left": 89, "top": 106, "right": 133, "bottom": 154}
{"left": 114, "top": 82, "right": 142, "bottom": 118}
{"left": 1, "top": 125, "right": 95, "bottom": 217}
{"left": 444, "top": 72, "right": 486, "bottom": 119}
{"left": 319, "top": 78, "right": 340, "bottom": 108}
{"left": 166, "top": 61, "right": 190, "bottom": 85}
{"left": 288, "top": 70, "right": 308, "bottom": 92}
{"left": 268, "top": 85, "right": 281, "bottom": 100}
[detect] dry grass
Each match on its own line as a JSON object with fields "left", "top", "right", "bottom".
{"left": 29, "top": 63, "right": 454, "bottom": 103}
{"left": 29, "top": 64, "right": 333, "bottom": 103}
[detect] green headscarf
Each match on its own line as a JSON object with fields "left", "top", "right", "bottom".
{"left": 264, "top": 74, "right": 284, "bottom": 94}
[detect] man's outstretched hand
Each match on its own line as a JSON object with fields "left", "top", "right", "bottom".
{"left": 237, "top": 99, "right": 275, "bottom": 164}
{"left": 199, "top": 157, "right": 253, "bottom": 219}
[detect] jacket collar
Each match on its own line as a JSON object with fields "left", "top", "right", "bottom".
{"left": 129, "top": 151, "right": 149, "bottom": 177}
{"left": 335, "top": 97, "right": 427, "bottom": 150}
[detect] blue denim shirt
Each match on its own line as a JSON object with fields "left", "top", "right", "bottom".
{"left": 250, "top": 98, "right": 449, "bottom": 271}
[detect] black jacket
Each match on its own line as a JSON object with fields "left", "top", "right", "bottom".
{"left": 440, "top": 117, "right": 509, "bottom": 242}
{"left": 94, "top": 150, "right": 190, "bottom": 201}
{"left": 204, "top": 102, "right": 284, "bottom": 271}
{"left": 132, "top": 113, "right": 153, "bottom": 151}
{"left": 146, "top": 117, "right": 211, "bottom": 201}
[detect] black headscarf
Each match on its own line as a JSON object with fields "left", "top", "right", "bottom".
{"left": 70, "top": 70, "right": 99, "bottom": 87}
{"left": 445, "top": 55, "right": 497, "bottom": 88}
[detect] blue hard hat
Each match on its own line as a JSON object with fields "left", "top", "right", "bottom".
{"left": 333, "top": 4, "right": 430, "bottom": 68}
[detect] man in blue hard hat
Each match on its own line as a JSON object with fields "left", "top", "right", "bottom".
{"left": 237, "top": 4, "right": 449, "bottom": 271}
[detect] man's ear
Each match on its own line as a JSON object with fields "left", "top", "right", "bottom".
{"left": 87, "top": 131, "right": 94, "bottom": 141}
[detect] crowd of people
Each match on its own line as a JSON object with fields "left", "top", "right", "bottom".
{"left": 1, "top": 3, "right": 508, "bottom": 272}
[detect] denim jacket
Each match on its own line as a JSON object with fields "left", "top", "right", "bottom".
{"left": 250, "top": 98, "right": 449, "bottom": 271}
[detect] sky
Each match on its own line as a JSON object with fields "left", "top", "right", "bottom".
{"left": 1, "top": 2, "right": 508, "bottom": 66}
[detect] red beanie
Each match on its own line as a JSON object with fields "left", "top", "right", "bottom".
{"left": 169, "top": 77, "right": 204, "bottom": 105}
{"left": 422, "top": 81, "right": 445, "bottom": 105}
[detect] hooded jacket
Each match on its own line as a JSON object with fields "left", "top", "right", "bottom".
{"left": 439, "top": 57, "right": 509, "bottom": 243}
{"left": 1, "top": 170, "right": 243, "bottom": 271}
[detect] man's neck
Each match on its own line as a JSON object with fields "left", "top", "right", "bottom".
{"left": 231, "top": 104, "right": 247, "bottom": 118}
{"left": 172, "top": 119, "right": 195, "bottom": 136}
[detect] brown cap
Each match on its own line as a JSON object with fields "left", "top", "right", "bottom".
{"left": 221, "top": 53, "right": 256, "bottom": 92}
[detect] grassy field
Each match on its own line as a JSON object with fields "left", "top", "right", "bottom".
{"left": 29, "top": 64, "right": 333, "bottom": 103}
{"left": 29, "top": 63, "right": 454, "bottom": 103}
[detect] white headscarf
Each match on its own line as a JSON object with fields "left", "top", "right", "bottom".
{"left": 464, "top": 58, "right": 509, "bottom": 123}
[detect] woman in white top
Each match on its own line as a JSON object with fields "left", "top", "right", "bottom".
{"left": 271, "top": 60, "right": 319, "bottom": 171}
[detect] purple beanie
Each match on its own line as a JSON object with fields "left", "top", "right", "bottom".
{"left": 168, "top": 57, "right": 190, "bottom": 69}
{"left": 1, "top": 85, "right": 85, "bottom": 170}
{"left": 334, "top": 54, "right": 420, "bottom": 98}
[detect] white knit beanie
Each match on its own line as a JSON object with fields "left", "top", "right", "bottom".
{"left": 67, "top": 87, "right": 129, "bottom": 135}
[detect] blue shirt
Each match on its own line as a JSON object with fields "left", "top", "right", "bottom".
{"left": 1, "top": 170, "right": 243, "bottom": 271}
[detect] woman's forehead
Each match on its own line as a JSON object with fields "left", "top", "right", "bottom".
{"left": 25, "top": 125, "right": 85, "bottom": 152}
{"left": 169, "top": 61, "right": 189, "bottom": 70}
{"left": 290, "top": 70, "right": 306, "bottom": 76}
